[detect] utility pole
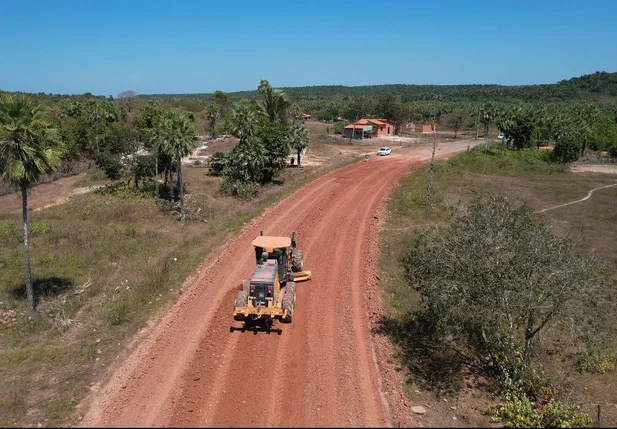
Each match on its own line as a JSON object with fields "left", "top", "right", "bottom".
{"left": 425, "top": 133, "right": 437, "bottom": 214}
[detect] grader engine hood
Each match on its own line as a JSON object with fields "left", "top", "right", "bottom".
{"left": 250, "top": 282, "right": 272, "bottom": 306}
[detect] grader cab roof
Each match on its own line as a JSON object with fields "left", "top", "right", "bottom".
{"left": 252, "top": 236, "right": 292, "bottom": 249}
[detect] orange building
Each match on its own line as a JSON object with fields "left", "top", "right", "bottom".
{"left": 357, "top": 118, "right": 395, "bottom": 137}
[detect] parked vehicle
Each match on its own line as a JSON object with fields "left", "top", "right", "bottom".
{"left": 377, "top": 147, "right": 392, "bottom": 156}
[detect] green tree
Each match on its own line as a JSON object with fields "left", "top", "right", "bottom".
{"left": 553, "top": 136, "right": 581, "bottom": 163}
{"left": 135, "top": 100, "right": 163, "bottom": 130}
{"left": 256, "top": 121, "right": 290, "bottom": 182}
{"left": 402, "top": 194, "right": 611, "bottom": 375}
{"left": 204, "top": 101, "right": 220, "bottom": 138}
{"left": 374, "top": 94, "right": 408, "bottom": 132}
{"left": 205, "top": 151, "right": 228, "bottom": 176}
{"left": 289, "top": 124, "right": 310, "bottom": 167}
{"left": 0, "top": 95, "right": 61, "bottom": 312}
{"left": 221, "top": 136, "right": 267, "bottom": 198}
{"left": 447, "top": 110, "right": 465, "bottom": 139}
{"left": 211, "top": 90, "right": 233, "bottom": 134}
{"left": 157, "top": 111, "right": 196, "bottom": 221}
{"left": 231, "top": 100, "right": 258, "bottom": 142}
{"left": 343, "top": 96, "right": 374, "bottom": 125}
{"left": 589, "top": 116, "right": 617, "bottom": 152}
{"left": 258, "top": 79, "right": 294, "bottom": 124}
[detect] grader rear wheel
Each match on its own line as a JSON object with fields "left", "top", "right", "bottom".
{"left": 281, "top": 292, "right": 294, "bottom": 323}
{"left": 233, "top": 290, "right": 248, "bottom": 321}
{"left": 286, "top": 282, "right": 297, "bottom": 305}
{"left": 242, "top": 280, "right": 250, "bottom": 294}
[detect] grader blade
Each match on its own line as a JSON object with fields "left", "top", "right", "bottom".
{"left": 292, "top": 270, "right": 311, "bottom": 282}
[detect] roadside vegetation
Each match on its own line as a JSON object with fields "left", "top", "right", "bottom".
{"left": 379, "top": 144, "right": 617, "bottom": 427}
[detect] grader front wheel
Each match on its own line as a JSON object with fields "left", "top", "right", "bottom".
{"left": 292, "top": 250, "right": 304, "bottom": 272}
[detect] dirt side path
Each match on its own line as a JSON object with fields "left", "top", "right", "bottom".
{"left": 0, "top": 173, "right": 90, "bottom": 215}
{"left": 80, "top": 141, "right": 479, "bottom": 428}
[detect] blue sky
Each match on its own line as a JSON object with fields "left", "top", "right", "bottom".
{"left": 2, "top": 0, "right": 616, "bottom": 96}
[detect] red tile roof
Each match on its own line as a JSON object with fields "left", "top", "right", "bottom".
{"left": 354, "top": 118, "right": 392, "bottom": 126}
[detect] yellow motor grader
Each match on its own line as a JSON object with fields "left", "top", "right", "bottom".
{"left": 232, "top": 231, "right": 311, "bottom": 329}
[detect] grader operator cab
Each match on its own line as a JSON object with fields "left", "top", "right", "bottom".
{"left": 232, "top": 231, "right": 311, "bottom": 329}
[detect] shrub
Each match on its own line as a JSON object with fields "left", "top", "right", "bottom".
{"left": 577, "top": 351, "right": 617, "bottom": 374}
{"left": 132, "top": 155, "right": 157, "bottom": 185}
{"left": 333, "top": 121, "right": 349, "bottom": 135}
{"left": 492, "top": 388, "right": 540, "bottom": 428}
{"left": 29, "top": 220, "right": 52, "bottom": 235}
{"left": 0, "top": 219, "right": 16, "bottom": 237}
{"left": 93, "top": 151, "right": 123, "bottom": 180}
{"left": 87, "top": 166, "right": 108, "bottom": 181}
{"left": 492, "top": 389, "right": 592, "bottom": 428}
{"left": 221, "top": 178, "right": 258, "bottom": 199}
{"left": 553, "top": 138, "right": 581, "bottom": 163}
{"left": 541, "top": 399, "right": 592, "bottom": 428}
{"left": 94, "top": 183, "right": 148, "bottom": 198}
{"left": 206, "top": 151, "right": 228, "bottom": 176}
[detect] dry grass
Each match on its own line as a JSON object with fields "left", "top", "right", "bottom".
{"left": 379, "top": 148, "right": 617, "bottom": 427}
{"left": 0, "top": 140, "right": 359, "bottom": 427}
{"left": 304, "top": 121, "right": 333, "bottom": 135}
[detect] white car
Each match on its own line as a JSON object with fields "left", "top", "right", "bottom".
{"left": 377, "top": 147, "right": 392, "bottom": 156}
{"left": 497, "top": 133, "right": 505, "bottom": 141}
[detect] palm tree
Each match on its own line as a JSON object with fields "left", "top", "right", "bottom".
{"left": 231, "top": 100, "right": 258, "bottom": 143}
{"left": 495, "top": 109, "right": 515, "bottom": 158}
{"left": 289, "top": 124, "right": 310, "bottom": 167}
{"left": 0, "top": 95, "right": 61, "bottom": 312}
{"left": 258, "top": 79, "right": 293, "bottom": 124}
{"left": 481, "top": 102, "right": 495, "bottom": 153}
{"left": 157, "top": 112, "right": 195, "bottom": 222}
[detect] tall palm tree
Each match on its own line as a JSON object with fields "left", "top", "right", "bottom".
{"left": 157, "top": 112, "right": 195, "bottom": 222}
{"left": 0, "top": 95, "right": 61, "bottom": 312}
{"left": 289, "top": 124, "right": 309, "bottom": 167}
{"left": 258, "top": 79, "right": 293, "bottom": 124}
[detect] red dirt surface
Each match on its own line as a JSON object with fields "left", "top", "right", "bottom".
{"left": 80, "top": 141, "right": 479, "bottom": 428}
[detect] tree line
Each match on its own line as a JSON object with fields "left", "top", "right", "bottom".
{"left": 139, "top": 71, "right": 617, "bottom": 103}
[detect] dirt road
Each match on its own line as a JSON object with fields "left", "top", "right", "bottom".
{"left": 80, "top": 140, "right": 480, "bottom": 428}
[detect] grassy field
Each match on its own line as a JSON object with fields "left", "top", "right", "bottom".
{"left": 0, "top": 140, "right": 360, "bottom": 427}
{"left": 304, "top": 120, "right": 334, "bottom": 135}
{"left": 378, "top": 146, "right": 617, "bottom": 427}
